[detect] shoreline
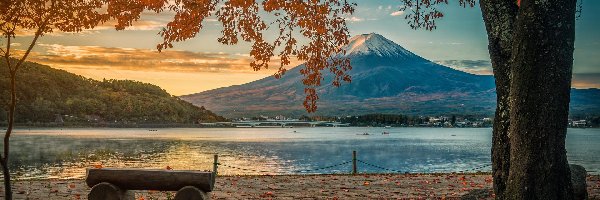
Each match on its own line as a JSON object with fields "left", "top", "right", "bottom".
{"left": 5, "top": 123, "right": 599, "bottom": 129}
{"left": 2, "top": 174, "right": 599, "bottom": 199}
{"left": 5, "top": 123, "right": 495, "bottom": 128}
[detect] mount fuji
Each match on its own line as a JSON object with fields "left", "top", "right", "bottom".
{"left": 181, "top": 33, "right": 600, "bottom": 118}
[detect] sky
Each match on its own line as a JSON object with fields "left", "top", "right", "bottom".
{"left": 9, "top": 0, "right": 600, "bottom": 95}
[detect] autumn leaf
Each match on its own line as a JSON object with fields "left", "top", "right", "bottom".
{"left": 259, "top": 191, "right": 274, "bottom": 198}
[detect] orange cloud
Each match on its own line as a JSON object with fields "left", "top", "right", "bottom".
{"left": 435, "top": 60, "right": 493, "bottom": 75}
{"left": 572, "top": 73, "right": 600, "bottom": 89}
{"left": 30, "top": 44, "right": 301, "bottom": 74}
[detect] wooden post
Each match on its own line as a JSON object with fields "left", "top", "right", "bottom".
{"left": 212, "top": 154, "right": 218, "bottom": 186}
{"left": 352, "top": 150, "right": 357, "bottom": 175}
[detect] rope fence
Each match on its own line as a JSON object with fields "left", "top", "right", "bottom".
{"left": 211, "top": 151, "right": 492, "bottom": 176}
{"left": 291, "top": 160, "right": 353, "bottom": 173}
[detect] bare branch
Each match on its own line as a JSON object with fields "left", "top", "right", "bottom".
{"left": 3, "top": 31, "right": 13, "bottom": 72}
{"left": 12, "top": 22, "right": 47, "bottom": 72}
{"left": 12, "top": 0, "right": 55, "bottom": 72}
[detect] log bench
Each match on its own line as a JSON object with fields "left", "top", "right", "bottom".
{"left": 86, "top": 168, "right": 214, "bottom": 200}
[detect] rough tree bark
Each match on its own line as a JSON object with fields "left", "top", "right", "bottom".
{"left": 478, "top": 1, "right": 518, "bottom": 199}
{"left": 480, "top": 0, "right": 577, "bottom": 199}
{"left": 505, "top": 0, "right": 577, "bottom": 199}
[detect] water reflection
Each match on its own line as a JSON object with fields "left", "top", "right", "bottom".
{"left": 1, "top": 128, "right": 598, "bottom": 179}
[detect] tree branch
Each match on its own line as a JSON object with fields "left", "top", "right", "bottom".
{"left": 13, "top": 19, "right": 50, "bottom": 73}
{"left": 12, "top": 0, "right": 55, "bottom": 72}
{"left": 3, "top": 31, "right": 13, "bottom": 72}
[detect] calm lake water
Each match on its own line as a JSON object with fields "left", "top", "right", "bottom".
{"left": 2, "top": 127, "right": 599, "bottom": 179}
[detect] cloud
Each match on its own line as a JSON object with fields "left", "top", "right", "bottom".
{"left": 12, "top": 12, "right": 169, "bottom": 37}
{"left": 435, "top": 60, "right": 493, "bottom": 75}
{"left": 437, "top": 60, "right": 600, "bottom": 89}
{"left": 346, "top": 16, "right": 364, "bottom": 22}
{"left": 390, "top": 11, "right": 405, "bottom": 16}
{"left": 572, "top": 73, "right": 600, "bottom": 89}
{"left": 29, "top": 44, "right": 301, "bottom": 74}
{"left": 85, "top": 19, "right": 165, "bottom": 32}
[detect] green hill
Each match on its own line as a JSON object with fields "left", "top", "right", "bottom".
{"left": 0, "top": 59, "right": 226, "bottom": 125}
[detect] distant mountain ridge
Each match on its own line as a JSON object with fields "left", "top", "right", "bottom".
{"left": 181, "top": 33, "right": 600, "bottom": 118}
{"left": 0, "top": 59, "right": 226, "bottom": 125}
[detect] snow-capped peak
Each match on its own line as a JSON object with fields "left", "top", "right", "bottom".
{"left": 343, "top": 33, "right": 416, "bottom": 58}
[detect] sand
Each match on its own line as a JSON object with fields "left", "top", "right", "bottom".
{"left": 1, "top": 174, "right": 599, "bottom": 199}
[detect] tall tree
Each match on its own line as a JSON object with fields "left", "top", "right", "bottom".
{"left": 396, "top": 0, "right": 578, "bottom": 199}
{"left": 1, "top": 0, "right": 355, "bottom": 199}
{"left": 1, "top": 1, "right": 111, "bottom": 198}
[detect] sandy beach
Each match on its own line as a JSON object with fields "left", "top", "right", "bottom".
{"left": 1, "top": 174, "right": 599, "bottom": 199}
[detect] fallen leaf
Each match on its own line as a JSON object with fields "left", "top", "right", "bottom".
{"left": 259, "top": 191, "right": 274, "bottom": 198}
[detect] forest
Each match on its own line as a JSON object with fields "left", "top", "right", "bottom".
{"left": 0, "top": 59, "right": 226, "bottom": 126}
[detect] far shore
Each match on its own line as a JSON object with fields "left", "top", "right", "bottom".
{"left": 2, "top": 174, "right": 599, "bottom": 199}
{"left": 5, "top": 125, "right": 598, "bottom": 129}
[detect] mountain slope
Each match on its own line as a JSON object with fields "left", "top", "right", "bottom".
{"left": 0, "top": 59, "right": 226, "bottom": 124}
{"left": 181, "top": 33, "right": 600, "bottom": 118}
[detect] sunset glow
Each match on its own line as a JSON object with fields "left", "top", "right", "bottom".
{"left": 8, "top": 0, "right": 599, "bottom": 95}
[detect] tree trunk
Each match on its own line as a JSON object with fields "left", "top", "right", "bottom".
{"left": 505, "top": 0, "right": 577, "bottom": 199}
{"left": 479, "top": 1, "right": 518, "bottom": 199}
{"left": 0, "top": 159, "right": 11, "bottom": 200}
{"left": 0, "top": 69, "right": 16, "bottom": 200}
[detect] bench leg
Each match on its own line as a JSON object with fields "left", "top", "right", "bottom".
{"left": 175, "top": 186, "right": 208, "bottom": 200}
{"left": 88, "top": 182, "right": 134, "bottom": 200}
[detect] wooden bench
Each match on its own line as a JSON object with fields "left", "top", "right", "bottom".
{"left": 86, "top": 168, "right": 215, "bottom": 200}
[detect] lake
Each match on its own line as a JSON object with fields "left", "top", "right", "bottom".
{"left": 3, "top": 127, "right": 599, "bottom": 180}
